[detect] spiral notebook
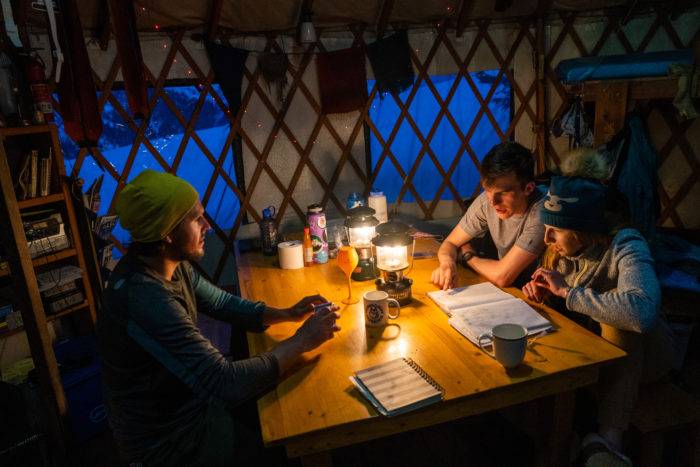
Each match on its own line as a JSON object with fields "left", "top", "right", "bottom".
{"left": 350, "top": 357, "right": 444, "bottom": 417}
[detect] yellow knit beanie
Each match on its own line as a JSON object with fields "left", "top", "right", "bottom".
{"left": 116, "top": 170, "right": 198, "bottom": 242}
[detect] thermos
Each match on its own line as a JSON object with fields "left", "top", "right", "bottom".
{"left": 306, "top": 204, "right": 328, "bottom": 264}
{"left": 259, "top": 206, "right": 278, "bottom": 256}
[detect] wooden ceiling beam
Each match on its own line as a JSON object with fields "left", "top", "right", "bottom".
{"left": 376, "top": 0, "right": 395, "bottom": 39}
{"left": 456, "top": 0, "right": 475, "bottom": 37}
{"left": 95, "top": 0, "right": 110, "bottom": 51}
{"left": 207, "top": 0, "right": 224, "bottom": 42}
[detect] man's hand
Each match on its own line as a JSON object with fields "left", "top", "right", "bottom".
{"left": 271, "top": 307, "right": 341, "bottom": 374}
{"left": 431, "top": 261, "right": 457, "bottom": 290}
{"left": 264, "top": 294, "right": 335, "bottom": 325}
{"left": 530, "top": 268, "right": 570, "bottom": 298}
{"left": 286, "top": 294, "right": 332, "bottom": 321}
{"left": 290, "top": 307, "right": 341, "bottom": 353}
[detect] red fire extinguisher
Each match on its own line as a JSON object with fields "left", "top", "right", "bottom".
{"left": 25, "top": 55, "right": 54, "bottom": 123}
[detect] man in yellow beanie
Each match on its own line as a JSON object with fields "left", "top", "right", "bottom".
{"left": 97, "top": 170, "right": 340, "bottom": 466}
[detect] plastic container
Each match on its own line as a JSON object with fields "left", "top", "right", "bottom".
{"left": 53, "top": 337, "right": 108, "bottom": 443}
{"left": 346, "top": 192, "right": 365, "bottom": 210}
{"left": 303, "top": 227, "right": 313, "bottom": 266}
{"left": 368, "top": 189, "right": 388, "bottom": 223}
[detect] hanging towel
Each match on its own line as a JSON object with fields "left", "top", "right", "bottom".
{"left": 367, "top": 30, "right": 415, "bottom": 96}
{"left": 205, "top": 42, "right": 249, "bottom": 117}
{"left": 108, "top": 0, "right": 148, "bottom": 119}
{"left": 57, "top": 0, "right": 103, "bottom": 146}
{"left": 317, "top": 46, "right": 367, "bottom": 114}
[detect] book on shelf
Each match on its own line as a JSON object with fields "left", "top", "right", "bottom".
{"left": 39, "top": 148, "right": 51, "bottom": 197}
{"left": 350, "top": 357, "right": 444, "bottom": 417}
{"left": 428, "top": 282, "right": 553, "bottom": 346}
{"left": 29, "top": 149, "right": 38, "bottom": 198}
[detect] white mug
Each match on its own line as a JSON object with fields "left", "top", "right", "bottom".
{"left": 362, "top": 290, "right": 400, "bottom": 327}
{"left": 478, "top": 323, "right": 527, "bottom": 369}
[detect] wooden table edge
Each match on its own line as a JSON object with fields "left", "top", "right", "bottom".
{"left": 271, "top": 363, "right": 613, "bottom": 458}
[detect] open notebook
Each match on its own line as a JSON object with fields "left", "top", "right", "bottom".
{"left": 350, "top": 358, "right": 444, "bottom": 417}
{"left": 427, "top": 282, "right": 553, "bottom": 345}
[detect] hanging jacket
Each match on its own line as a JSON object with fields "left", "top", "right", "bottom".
{"left": 605, "top": 114, "right": 660, "bottom": 238}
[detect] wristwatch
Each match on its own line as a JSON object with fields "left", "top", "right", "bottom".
{"left": 459, "top": 250, "right": 475, "bottom": 266}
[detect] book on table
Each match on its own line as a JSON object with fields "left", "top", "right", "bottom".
{"left": 350, "top": 357, "right": 444, "bottom": 417}
{"left": 427, "top": 282, "right": 553, "bottom": 346}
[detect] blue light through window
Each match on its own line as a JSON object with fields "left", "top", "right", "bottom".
{"left": 55, "top": 84, "right": 240, "bottom": 249}
{"left": 367, "top": 70, "right": 511, "bottom": 203}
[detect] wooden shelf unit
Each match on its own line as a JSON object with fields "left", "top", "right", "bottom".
{"left": 0, "top": 124, "right": 97, "bottom": 449}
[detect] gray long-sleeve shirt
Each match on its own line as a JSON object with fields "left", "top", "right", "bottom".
{"left": 558, "top": 229, "right": 661, "bottom": 333}
{"left": 96, "top": 253, "right": 279, "bottom": 464}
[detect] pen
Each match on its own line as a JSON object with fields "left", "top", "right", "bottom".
{"left": 312, "top": 301, "right": 332, "bottom": 311}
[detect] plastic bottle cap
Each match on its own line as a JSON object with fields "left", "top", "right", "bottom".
{"left": 370, "top": 190, "right": 384, "bottom": 196}
{"left": 262, "top": 208, "right": 273, "bottom": 219}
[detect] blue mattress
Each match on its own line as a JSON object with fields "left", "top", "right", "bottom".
{"left": 556, "top": 49, "right": 693, "bottom": 84}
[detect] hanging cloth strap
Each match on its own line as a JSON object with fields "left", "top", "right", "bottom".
{"left": 108, "top": 0, "right": 148, "bottom": 119}
{"left": 57, "top": 0, "right": 102, "bottom": 146}
{"left": 1, "top": 0, "right": 23, "bottom": 48}
{"left": 42, "top": 0, "right": 63, "bottom": 82}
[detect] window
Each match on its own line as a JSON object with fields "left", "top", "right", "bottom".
{"left": 56, "top": 84, "right": 241, "bottom": 249}
{"left": 367, "top": 70, "right": 511, "bottom": 204}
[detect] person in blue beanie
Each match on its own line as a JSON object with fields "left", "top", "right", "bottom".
{"left": 522, "top": 151, "right": 674, "bottom": 467}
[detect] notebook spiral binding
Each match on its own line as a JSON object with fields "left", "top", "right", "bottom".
{"left": 403, "top": 358, "right": 445, "bottom": 395}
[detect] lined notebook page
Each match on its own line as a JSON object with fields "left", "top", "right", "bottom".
{"left": 354, "top": 358, "right": 441, "bottom": 413}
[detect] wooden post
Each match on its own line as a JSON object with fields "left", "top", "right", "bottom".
{"left": 593, "top": 81, "right": 629, "bottom": 146}
{"left": 534, "top": 14, "right": 547, "bottom": 175}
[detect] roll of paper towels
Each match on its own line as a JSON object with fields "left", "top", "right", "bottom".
{"left": 278, "top": 240, "right": 304, "bottom": 269}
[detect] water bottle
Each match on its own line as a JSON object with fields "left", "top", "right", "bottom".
{"left": 259, "top": 206, "right": 278, "bottom": 256}
{"left": 346, "top": 192, "right": 364, "bottom": 210}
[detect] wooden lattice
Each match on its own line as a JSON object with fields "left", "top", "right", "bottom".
{"left": 52, "top": 6, "right": 699, "bottom": 284}
{"left": 544, "top": 6, "right": 700, "bottom": 229}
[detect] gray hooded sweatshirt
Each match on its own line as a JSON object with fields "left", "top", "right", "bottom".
{"left": 558, "top": 228, "right": 663, "bottom": 333}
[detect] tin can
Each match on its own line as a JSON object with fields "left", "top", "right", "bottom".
{"left": 346, "top": 192, "right": 364, "bottom": 210}
{"left": 306, "top": 204, "right": 328, "bottom": 264}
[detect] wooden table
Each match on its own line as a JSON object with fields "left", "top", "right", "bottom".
{"left": 236, "top": 240, "right": 625, "bottom": 466}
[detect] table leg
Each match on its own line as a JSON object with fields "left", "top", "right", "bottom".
{"left": 300, "top": 450, "right": 333, "bottom": 467}
{"left": 535, "top": 390, "right": 575, "bottom": 467}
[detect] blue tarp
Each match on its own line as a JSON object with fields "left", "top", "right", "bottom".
{"left": 556, "top": 49, "right": 693, "bottom": 84}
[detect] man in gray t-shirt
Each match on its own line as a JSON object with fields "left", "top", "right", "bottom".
{"left": 432, "top": 142, "right": 545, "bottom": 290}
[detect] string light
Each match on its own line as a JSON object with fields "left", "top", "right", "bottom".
{"left": 154, "top": 24, "right": 160, "bottom": 31}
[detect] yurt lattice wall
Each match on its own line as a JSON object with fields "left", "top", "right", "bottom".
{"left": 40, "top": 5, "right": 699, "bottom": 285}
{"left": 49, "top": 19, "right": 542, "bottom": 285}
{"left": 544, "top": 6, "right": 700, "bottom": 230}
